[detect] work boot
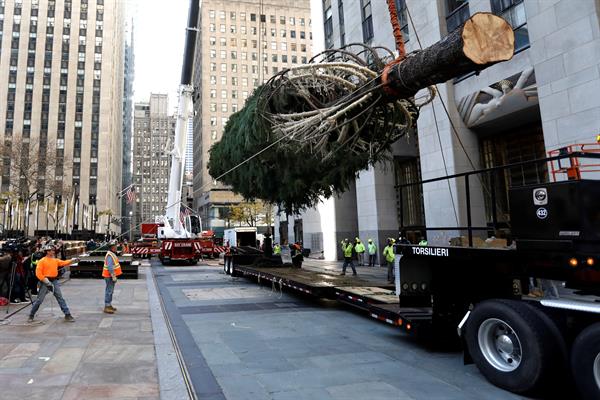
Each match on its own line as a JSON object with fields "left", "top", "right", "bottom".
{"left": 64, "top": 314, "right": 75, "bottom": 322}
{"left": 103, "top": 306, "right": 115, "bottom": 314}
{"left": 108, "top": 305, "right": 117, "bottom": 312}
{"left": 27, "top": 315, "right": 34, "bottom": 323}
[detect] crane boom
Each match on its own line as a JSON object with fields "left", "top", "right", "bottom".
{"left": 158, "top": 0, "right": 200, "bottom": 240}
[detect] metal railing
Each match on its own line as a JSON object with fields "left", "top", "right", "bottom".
{"left": 397, "top": 151, "right": 600, "bottom": 247}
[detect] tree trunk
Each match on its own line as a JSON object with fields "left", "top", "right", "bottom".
{"left": 383, "top": 13, "right": 514, "bottom": 98}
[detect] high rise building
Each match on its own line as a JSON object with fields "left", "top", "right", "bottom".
{"left": 0, "top": 0, "right": 125, "bottom": 235}
{"left": 192, "top": 0, "right": 313, "bottom": 237}
{"left": 132, "top": 94, "right": 175, "bottom": 236}
{"left": 279, "top": 0, "right": 600, "bottom": 260}
{"left": 121, "top": 18, "right": 134, "bottom": 235}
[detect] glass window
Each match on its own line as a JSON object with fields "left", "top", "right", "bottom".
{"left": 446, "top": 0, "right": 470, "bottom": 33}
{"left": 280, "top": 16, "right": 285, "bottom": 25}
{"left": 491, "top": 0, "right": 529, "bottom": 52}
{"left": 360, "top": 0, "right": 373, "bottom": 42}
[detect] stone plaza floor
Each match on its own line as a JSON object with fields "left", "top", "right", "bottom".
{"left": 0, "top": 259, "right": 529, "bottom": 400}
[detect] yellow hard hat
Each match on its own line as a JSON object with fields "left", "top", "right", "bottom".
{"left": 596, "top": 133, "right": 600, "bottom": 143}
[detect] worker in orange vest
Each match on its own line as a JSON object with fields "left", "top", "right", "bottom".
{"left": 28, "top": 245, "right": 79, "bottom": 323}
{"left": 103, "top": 241, "right": 123, "bottom": 314}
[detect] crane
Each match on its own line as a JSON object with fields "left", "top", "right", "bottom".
{"left": 157, "top": 0, "right": 202, "bottom": 264}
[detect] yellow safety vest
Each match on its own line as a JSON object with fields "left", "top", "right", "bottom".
{"left": 103, "top": 251, "right": 122, "bottom": 278}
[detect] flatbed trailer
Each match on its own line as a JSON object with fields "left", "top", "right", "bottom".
{"left": 227, "top": 150, "right": 600, "bottom": 399}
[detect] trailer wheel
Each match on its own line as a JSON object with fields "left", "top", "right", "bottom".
{"left": 224, "top": 258, "right": 231, "bottom": 274}
{"left": 465, "top": 299, "right": 555, "bottom": 394}
{"left": 571, "top": 322, "right": 600, "bottom": 400}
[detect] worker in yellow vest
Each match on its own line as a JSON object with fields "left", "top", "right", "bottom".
{"left": 103, "top": 241, "right": 122, "bottom": 314}
{"left": 340, "top": 238, "right": 357, "bottom": 276}
{"left": 273, "top": 243, "right": 281, "bottom": 255}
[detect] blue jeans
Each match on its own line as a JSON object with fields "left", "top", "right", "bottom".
{"left": 30, "top": 280, "right": 71, "bottom": 317}
{"left": 342, "top": 257, "right": 356, "bottom": 274}
{"left": 104, "top": 278, "right": 116, "bottom": 306}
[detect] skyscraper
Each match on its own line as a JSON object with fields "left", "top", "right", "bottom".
{"left": 132, "top": 94, "right": 175, "bottom": 236}
{"left": 192, "top": 0, "right": 313, "bottom": 236}
{"left": 0, "top": 0, "right": 125, "bottom": 235}
{"left": 121, "top": 18, "right": 134, "bottom": 235}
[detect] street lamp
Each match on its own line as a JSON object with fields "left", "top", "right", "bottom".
{"left": 129, "top": 211, "right": 133, "bottom": 242}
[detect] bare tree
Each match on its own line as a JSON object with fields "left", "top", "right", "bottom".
{"left": 0, "top": 135, "right": 72, "bottom": 202}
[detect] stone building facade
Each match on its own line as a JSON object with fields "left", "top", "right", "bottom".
{"left": 132, "top": 94, "right": 175, "bottom": 237}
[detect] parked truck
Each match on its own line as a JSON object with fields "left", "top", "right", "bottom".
{"left": 224, "top": 147, "right": 600, "bottom": 399}
{"left": 131, "top": 223, "right": 162, "bottom": 258}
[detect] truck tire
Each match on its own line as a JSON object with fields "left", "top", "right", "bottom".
{"left": 224, "top": 258, "right": 231, "bottom": 275}
{"left": 571, "top": 322, "right": 600, "bottom": 400}
{"left": 465, "top": 299, "right": 556, "bottom": 394}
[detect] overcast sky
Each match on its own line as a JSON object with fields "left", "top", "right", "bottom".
{"left": 132, "top": 0, "right": 189, "bottom": 111}
{"left": 132, "top": 0, "right": 324, "bottom": 113}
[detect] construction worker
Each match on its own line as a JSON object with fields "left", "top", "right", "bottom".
{"left": 367, "top": 239, "right": 377, "bottom": 267}
{"left": 121, "top": 240, "right": 130, "bottom": 254}
{"left": 340, "top": 238, "right": 357, "bottom": 276}
{"left": 291, "top": 242, "right": 303, "bottom": 268}
{"left": 103, "top": 241, "right": 123, "bottom": 314}
{"left": 273, "top": 243, "right": 281, "bottom": 255}
{"left": 383, "top": 238, "right": 396, "bottom": 283}
{"left": 419, "top": 237, "right": 428, "bottom": 246}
{"left": 354, "top": 238, "right": 365, "bottom": 266}
{"left": 28, "top": 245, "right": 78, "bottom": 323}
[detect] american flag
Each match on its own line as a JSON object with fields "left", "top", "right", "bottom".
{"left": 179, "top": 206, "right": 191, "bottom": 224}
{"left": 126, "top": 186, "right": 136, "bottom": 204}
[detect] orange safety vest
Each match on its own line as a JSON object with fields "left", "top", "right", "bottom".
{"left": 103, "top": 251, "right": 123, "bottom": 278}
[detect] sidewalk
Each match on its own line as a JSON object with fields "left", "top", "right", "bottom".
{"left": 0, "top": 267, "right": 160, "bottom": 400}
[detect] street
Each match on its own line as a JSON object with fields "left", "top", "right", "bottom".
{"left": 151, "top": 260, "right": 525, "bottom": 400}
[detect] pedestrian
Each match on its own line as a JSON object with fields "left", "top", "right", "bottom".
{"left": 273, "top": 243, "right": 281, "bottom": 255}
{"left": 418, "top": 237, "right": 428, "bottom": 246}
{"left": 103, "top": 240, "right": 123, "bottom": 314}
{"left": 383, "top": 238, "right": 396, "bottom": 283}
{"left": 340, "top": 238, "right": 357, "bottom": 276}
{"left": 354, "top": 238, "right": 365, "bottom": 266}
{"left": 367, "top": 239, "right": 377, "bottom": 267}
{"left": 28, "top": 245, "right": 78, "bottom": 323}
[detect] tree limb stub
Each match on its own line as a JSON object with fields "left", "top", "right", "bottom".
{"left": 383, "top": 13, "right": 514, "bottom": 98}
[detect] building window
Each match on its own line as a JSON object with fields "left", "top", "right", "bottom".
{"left": 395, "top": 0, "right": 410, "bottom": 42}
{"left": 491, "top": 0, "right": 529, "bottom": 52}
{"left": 446, "top": 0, "right": 470, "bottom": 33}
{"left": 338, "top": 0, "right": 345, "bottom": 47}
{"left": 360, "top": 0, "right": 374, "bottom": 43}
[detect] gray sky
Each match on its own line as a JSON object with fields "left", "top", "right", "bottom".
{"left": 132, "top": 0, "right": 189, "bottom": 111}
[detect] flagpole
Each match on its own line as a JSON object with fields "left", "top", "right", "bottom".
{"left": 24, "top": 199, "right": 30, "bottom": 237}
{"left": 35, "top": 199, "right": 40, "bottom": 234}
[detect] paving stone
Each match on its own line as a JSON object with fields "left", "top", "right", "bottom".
{"left": 41, "top": 348, "right": 85, "bottom": 374}
{"left": 271, "top": 387, "right": 336, "bottom": 400}
{"left": 327, "top": 381, "right": 413, "bottom": 400}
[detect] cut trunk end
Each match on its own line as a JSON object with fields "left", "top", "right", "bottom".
{"left": 462, "top": 12, "right": 515, "bottom": 65}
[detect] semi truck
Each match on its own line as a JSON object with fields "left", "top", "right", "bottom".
{"left": 224, "top": 147, "right": 600, "bottom": 399}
